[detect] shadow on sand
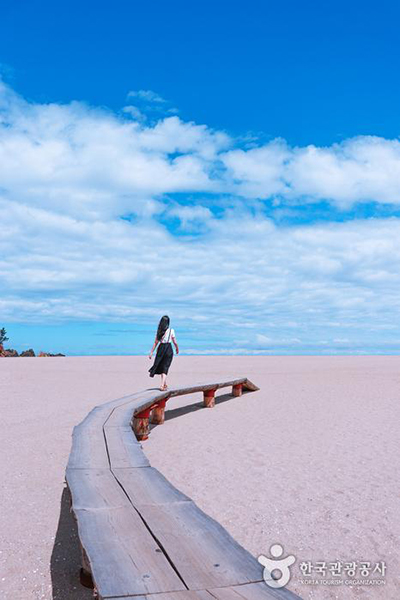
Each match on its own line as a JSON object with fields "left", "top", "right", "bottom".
{"left": 50, "top": 486, "right": 92, "bottom": 600}
{"left": 163, "top": 391, "right": 236, "bottom": 422}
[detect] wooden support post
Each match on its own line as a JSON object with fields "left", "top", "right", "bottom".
{"left": 150, "top": 398, "right": 168, "bottom": 425}
{"left": 203, "top": 389, "right": 216, "bottom": 408}
{"left": 132, "top": 407, "right": 152, "bottom": 441}
{"left": 232, "top": 383, "right": 243, "bottom": 397}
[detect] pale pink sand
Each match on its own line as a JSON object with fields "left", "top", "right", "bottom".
{"left": 0, "top": 356, "right": 399, "bottom": 600}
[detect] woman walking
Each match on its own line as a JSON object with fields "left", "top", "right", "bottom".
{"left": 148, "top": 315, "right": 179, "bottom": 390}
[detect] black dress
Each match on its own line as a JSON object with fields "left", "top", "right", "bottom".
{"left": 149, "top": 330, "right": 174, "bottom": 377}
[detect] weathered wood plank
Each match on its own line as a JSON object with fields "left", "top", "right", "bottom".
{"left": 101, "top": 586, "right": 299, "bottom": 600}
{"left": 105, "top": 405, "right": 135, "bottom": 428}
{"left": 166, "top": 378, "right": 259, "bottom": 399}
{"left": 104, "top": 597, "right": 147, "bottom": 600}
{"left": 66, "top": 469, "right": 131, "bottom": 510}
{"left": 66, "top": 376, "right": 269, "bottom": 600}
{"left": 114, "top": 378, "right": 260, "bottom": 420}
{"left": 144, "top": 593, "right": 213, "bottom": 600}
{"left": 135, "top": 501, "right": 263, "bottom": 590}
{"left": 203, "top": 587, "right": 243, "bottom": 599}
{"left": 77, "top": 377, "right": 258, "bottom": 432}
{"left": 231, "top": 582, "right": 301, "bottom": 599}
{"left": 76, "top": 395, "right": 137, "bottom": 429}
{"left": 104, "top": 393, "right": 155, "bottom": 428}
{"left": 194, "top": 592, "right": 218, "bottom": 600}
{"left": 76, "top": 405, "right": 111, "bottom": 428}
{"left": 113, "top": 466, "right": 191, "bottom": 506}
{"left": 241, "top": 379, "right": 259, "bottom": 392}
{"left": 104, "top": 426, "right": 149, "bottom": 469}
{"left": 105, "top": 583, "right": 301, "bottom": 600}
{"left": 105, "top": 593, "right": 210, "bottom": 600}
{"left": 84, "top": 391, "right": 149, "bottom": 423}
{"left": 74, "top": 506, "right": 186, "bottom": 597}
{"left": 67, "top": 423, "right": 109, "bottom": 469}
{"left": 99, "top": 391, "right": 145, "bottom": 410}
{"left": 100, "top": 377, "right": 258, "bottom": 441}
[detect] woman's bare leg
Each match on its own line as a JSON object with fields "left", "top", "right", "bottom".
{"left": 160, "top": 373, "right": 167, "bottom": 390}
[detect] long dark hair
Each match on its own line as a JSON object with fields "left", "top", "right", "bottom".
{"left": 156, "top": 315, "right": 170, "bottom": 341}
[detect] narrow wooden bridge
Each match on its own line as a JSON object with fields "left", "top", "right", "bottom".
{"left": 66, "top": 377, "right": 302, "bottom": 600}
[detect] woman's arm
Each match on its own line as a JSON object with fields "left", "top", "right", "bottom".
{"left": 172, "top": 333, "right": 179, "bottom": 354}
{"left": 148, "top": 336, "right": 158, "bottom": 359}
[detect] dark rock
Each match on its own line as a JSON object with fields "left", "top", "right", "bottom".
{"left": 3, "top": 348, "right": 19, "bottom": 357}
{"left": 20, "top": 349, "right": 36, "bottom": 357}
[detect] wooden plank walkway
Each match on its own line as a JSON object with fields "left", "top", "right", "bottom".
{"left": 66, "top": 377, "right": 302, "bottom": 600}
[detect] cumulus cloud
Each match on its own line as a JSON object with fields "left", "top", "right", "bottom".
{"left": 122, "top": 105, "right": 145, "bottom": 121}
{"left": 127, "top": 89, "right": 167, "bottom": 103}
{"left": 222, "top": 140, "right": 291, "bottom": 198}
{"left": 1, "top": 80, "right": 400, "bottom": 352}
{"left": 0, "top": 82, "right": 229, "bottom": 221}
{"left": 286, "top": 137, "right": 400, "bottom": 206}
{"left": 2, "top": 191, "right": 400, "bottom": 346}
{"left": 222, "top": 137, "right": 400, "bottom": 206}
{"left": 125, "top": 89, "right": 179, "bottom": 121}
{"left": 165, "top": 204, "right": 213, "bottom": 230}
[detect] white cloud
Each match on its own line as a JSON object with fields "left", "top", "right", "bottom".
{"left": 2, "top": 80, "right": 400, "bottom": 222}
{"left": 2, "top": 191, "right": 400, "bottom": 342}
{"left": 286, "top": 137, "right": 400, "bottom": 206}
{"left": 122, "top": 105, "right": 145, "bottom": 121}
{"left": 166, "top": 204, "right": 213, "bottom": 229}
{"left": 0, "top": 84, "right": 228, "bottom": 220}
{"left": 1, "top": 80, "right": 400, "bottom": 351}
{"left": 221, "top": 136, "right": 400, "bottom": 206}
{"left": 222, "top": 140, "right": 291, "bottom": 198}
{"left": 256, "top": 334, "right": 272, "bottom": 344}
{"left": 127, "top": 89, "right": 167, "bottom": 103}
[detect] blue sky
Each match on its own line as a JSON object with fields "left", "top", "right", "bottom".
{"left": 2, "top": 0, "right": 400, "bottom": 146}
{"left": 1, "top": 1, "right": 400, "bottom": 355}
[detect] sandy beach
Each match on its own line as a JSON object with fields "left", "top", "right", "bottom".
{"left": 0, "top": 355, "right": 399, "bottom": 599}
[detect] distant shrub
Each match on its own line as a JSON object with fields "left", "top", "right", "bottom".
{"left": 0, "top": 328, "right": 9, "bottom": 345}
